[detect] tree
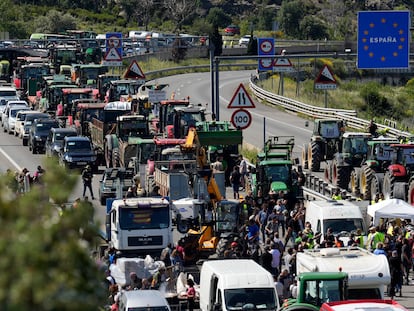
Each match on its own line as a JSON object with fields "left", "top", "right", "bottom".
{"left": 163, "top": 0, "right": 199, "bottom": 32}
{"left": 33, "top": 9, "right": 76, "bottom": 34}
{"left": 171, "top": 37, "right": 188, "bottom": 63}
{"left": 299, "top": 15, "right": 329, "bottom": 40}
{"left": 119, "top": 0, "right": 155, "bottom": 30}
{"left": 206, "top": 7, "right": 231, "bottom": 28}
{"left": 0, "top": 159, "right": 107, "bottom": 311}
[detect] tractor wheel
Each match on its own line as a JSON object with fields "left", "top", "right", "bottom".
{"left": 393, "top": 182, "right": 407, "bottom": 201}
{"left": 349, "top": 168, "right": 360, "bottom": 195}
{"left": 112, "top": 147, "right": 120, "bottom": 168}
{"left": 360, "top": 166, "right": 374, "bottom": 200}
{"left": 324, "top": 163, "right": 331, "bottom": 184}
{"left": 216, "top": 237, "right": 231, "bottom": 258}
{"left": 382, "top": 172, "right": 396, "bottom": 200}
{"left": 301, "top": 144, "right": 308, "bottom": 170}
{"left": 370, "top": 173, "right": 384, "bottom": 202}
{"left": 309, "top": 142, "right": 322, "bottom": 172}
{"left": 408, "top": 179, "right": 414, "bottom": 205}
{"left": 333, "top": 159, "right": 349, "bottom": 190}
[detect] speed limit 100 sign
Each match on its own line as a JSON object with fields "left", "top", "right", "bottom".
{"left": 231, "top": 109, "right": 252, "bottom": 130}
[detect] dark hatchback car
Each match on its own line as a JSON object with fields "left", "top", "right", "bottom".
{"left": 45, "top": 127, "right": 78, "bottom": 157}
{"left": 28, "top": 118, "right": 60, "bottom": 154}
{"left": 59, "top": 136, "right": 97, "bottom": 170}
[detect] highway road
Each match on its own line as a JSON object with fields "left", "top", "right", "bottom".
{"left": 1, "top": 70, "right": 414, "bottom": 308}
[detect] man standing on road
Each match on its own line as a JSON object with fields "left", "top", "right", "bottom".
{"left": 82, "top": 165, "right": 95, "bottom": 200}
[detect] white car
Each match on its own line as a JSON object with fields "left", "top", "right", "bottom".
{"left": 239, "top": 35, "right": 253, "bottom": 46}
{"left": 1, "top": 100, "right": 28, "bottom": 127}
{"left": 3, "top": 105, "right": 30, "bottom": 134}
{"left": 14, "top": 110, "right": 45, "bottom": 138}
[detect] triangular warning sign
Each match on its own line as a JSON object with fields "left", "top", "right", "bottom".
{"left": 104, "top": 48, "right": 122, "bottom": 61}
{"left": 124, "top": 60, "right": 146, "bottom": 79}
{"left": 273, "top": 58, "right": 293, "bottom": 67}
{"left": 315, "top": 65, "right": 337, "bottom": 84}
{"left": 227, "top": 83, "right": 256, "bottom": 109}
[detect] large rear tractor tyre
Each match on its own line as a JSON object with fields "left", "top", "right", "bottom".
{"left": 393, "top": 182, "right": 407, "bottom": 201}
{"left": 324, "top": 163, "right": 331, "bottom": 184}
{"left": 176, "top": 214, "right": 190, "bottom": 234}
{"left": 309, "top": 142, "right": 322, "bottom": 172}
{"left": 349, "top": 168, "right": 360, "bottom": 195}
{"left": 382, "top": 172, "right": 396, "bottom": 200}
{"left": 408, "top": 179, "right": 414, "bottom": 206}
{"left": 370, "top": 173, "right": 384, "bottom": 202}
{"left": 301, "top": 144, "right": 309, "bottom": 170}
{"left": 360, "top": 166, "right": 374, "bottom": 200}
{"left": 332, "top": 160, "right": 350, "bottom": 190}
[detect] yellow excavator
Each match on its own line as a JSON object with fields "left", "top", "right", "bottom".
{"left": 177, "top": 127, "right": 243, "bottom": 264}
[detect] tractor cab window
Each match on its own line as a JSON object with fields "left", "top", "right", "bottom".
{"left": 320, "top": 122, "right": 340, "bottom": 138}
{"left": 265, "top": 165, "right": 289, "bottom": 181}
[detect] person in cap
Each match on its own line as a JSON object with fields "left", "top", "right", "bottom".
{"left": 81, "top": 164, "right": 95, "bottom": 200}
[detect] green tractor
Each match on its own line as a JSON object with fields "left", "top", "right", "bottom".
{"left": 250, "top": 136, "right": 298, "bottom": 203}
{"left": 349, "top": 136, "right": 399, "bottom": 200}
{"left": 324, "top": 132, "right": 371, "bottom": 190}
{"left": 302, "top": 119, "right": 345, "bottom": 172}
{"left": 281, "top": 272, "right": 348, "bottom": 311}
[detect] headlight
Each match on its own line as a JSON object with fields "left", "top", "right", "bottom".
{"left": 54, "top": 146, "right": 61, "bottom": 152}
{"left": 35, "top": 136, "right": 42, "bottom": 141}
{"left": 65, "top": 155, "right": 73, "bottom": 162}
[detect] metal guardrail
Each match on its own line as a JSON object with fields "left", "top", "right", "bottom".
{"left": 249, "top": 79, "right": 412, "bottom": 139}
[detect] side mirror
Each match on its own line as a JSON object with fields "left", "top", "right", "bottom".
{"left": 213, "top": 303, "right": 222, "bottom": 311}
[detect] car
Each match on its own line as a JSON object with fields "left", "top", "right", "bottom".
{"left": 21, "top": 112, "right": 50, "bottom": 146}
{"left": 239, "top": 35, "right": 253, "bottom": 46}
{"left": 45, "top": 127, "right": 78, "bottom": 157}
{"left": 58, "top": 136, "right": 97, "bottom": 170}
{"left": 98, "top": 167, "right": 135, "bottom": 206}
{"left": 28, "top": 118, "right": 60, "bottom": 154}
{"left": 224, "top": 25, "right": 240, "bottom": 35}
{"left": 1, "top": 99, "right": 27, "bottom": 127}
{"left": 3, "top": 105, "right": 30, "bottom": 134}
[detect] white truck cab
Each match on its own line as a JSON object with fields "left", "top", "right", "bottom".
{"left": 106, "top": 197, "right": 172, "bottom": 257}
{"left": 305, "top": 200, "right": 368, "bottom": 245}
{"left": 297, "top": 247, "right": 390, "bottom": 299}
{"left": 199, "top": 259, "right": 280, "bottom": 311}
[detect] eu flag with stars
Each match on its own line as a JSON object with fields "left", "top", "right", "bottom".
{"left": 357, "top": 11, "right": 410, "bottom": 69}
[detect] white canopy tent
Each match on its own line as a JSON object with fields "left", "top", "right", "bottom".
{"left": 368, "top": 198, "right": 414, "bottom": 226}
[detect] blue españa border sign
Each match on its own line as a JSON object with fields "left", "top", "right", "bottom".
{"left": 357, "top": 11, "right": 410, "bottom": 69}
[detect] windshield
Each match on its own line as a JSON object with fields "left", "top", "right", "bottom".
{"left": 11, "top": 109, "right": 27, "bottom": 118}
{"left": 119, "top": 205, "right": 170, "bottom": 230}
{"left": 399, "top": 148, "right": 414, "bottom": 165}
{"left": 128, "top": 307, "right": 169, "bottom": 311}
{"left": 22, "top": 66, "right": 50, "bottom": 79}
{"left": 36, "top": 122, "right": 58, "bottom": 133}
{"left": 324, "top": 218, "right": 365, "bottom": 236}
{"left": 319, "top": 122, "right": 340, "bottom": 138}
{"left": 343, "top": 137, "right": 369, "bottom": 154}
{"left": 55, "top": 132, "right": 76, "bottom": 141}
{"left": 216, "top": 201, "right": 239, "bottom": 231}
{"left": 66, "top": 140, "right": 91, "bottom": 151}
{"left": 303, "top": 279, "right": 345, "bottom": 306}
{"left": 224, "top": 288, "right": 277, "bottom": 311}
{"left": 264, "top": 164, "right": 290, "bottom": 181}
{"left": 0, "top": 90, "right": 17, "bottom": 97}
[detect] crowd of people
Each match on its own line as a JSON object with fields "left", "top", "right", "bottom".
{"left": 6, "top": 165, "right": 45, "bottom": 194}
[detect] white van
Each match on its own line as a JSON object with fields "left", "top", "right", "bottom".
{"left": 305, "top": 200, "right": 367, "bottom": 245}
{"left": 199, "top": 259, "right": 280, "bottom": 311}
{"left": 117, "top": 290, "right": 170, "bottom": 311}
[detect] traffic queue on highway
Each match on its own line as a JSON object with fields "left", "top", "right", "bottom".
{"left": 1, "top": 43, "right": 414, "bottom": 311}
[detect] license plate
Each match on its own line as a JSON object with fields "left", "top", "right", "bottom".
{"left": 77, "top": 162, "right": 87, "bottom": 166}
